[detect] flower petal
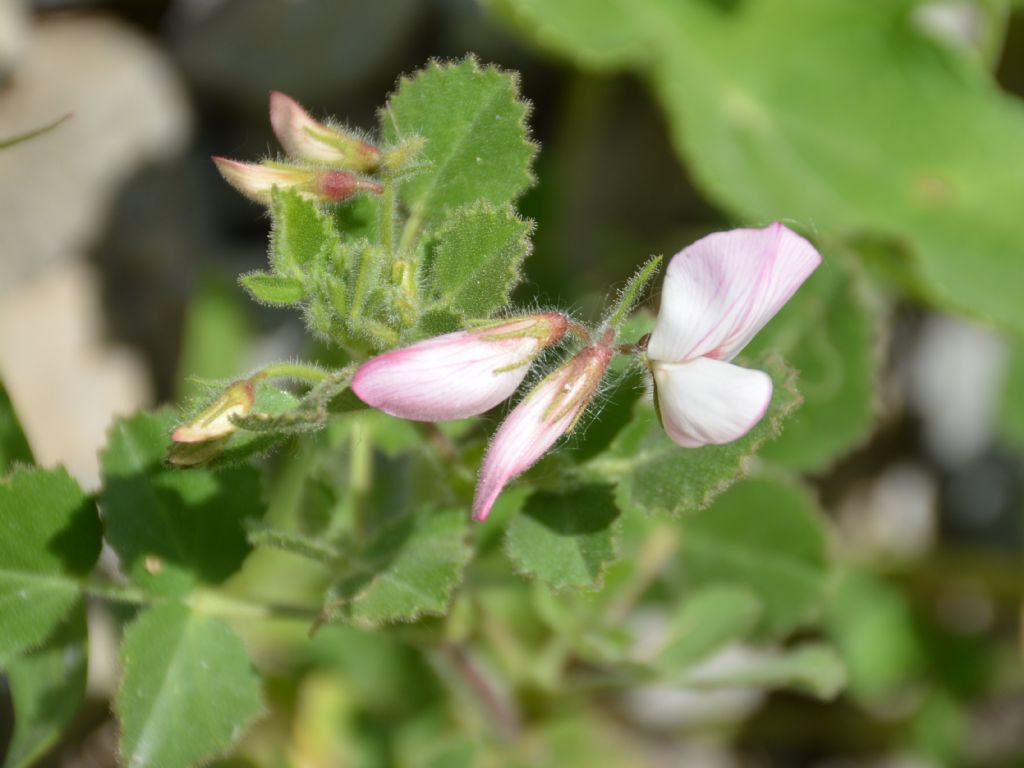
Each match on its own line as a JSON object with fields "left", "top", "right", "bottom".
{"left": 652, "top": 357, "right": 773, "bottom": 448}
{"left": 352, "top": 332, "right": 536, "bottom": 422}
{"left": 647, "top": 223, "right": 821, "bottom": 363}
{"left": 352, "top": 314, "right": 568, "bottom": 422}
{"left": 473, "top": 346, "right": 611, "bottom": 521}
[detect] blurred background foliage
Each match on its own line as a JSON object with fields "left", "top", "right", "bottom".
{"left": 0, "top": 0, "right": 1023, "bottom": 766}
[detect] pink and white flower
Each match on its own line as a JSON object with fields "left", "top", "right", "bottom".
{"left": 269, "top": 91, "right": 381, "bottom": 172}
{"left": 647, "top": 222, "right": 821, "bottom": 447}
{"left": 352, "top": 313, "right": 569, "bottom": 422}
{"left": 473, "top": 344, "right": 612, "bottom": 521}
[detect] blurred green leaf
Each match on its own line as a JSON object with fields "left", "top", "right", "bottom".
{"left": 0, "top": 379, "right": 33, "bottom": 474}
{"left": 101, "top": 410, "right": 264, "bottom": 596}
{"left": 682, "top": 642, "right": 847, "bottom": 700}
{"left": 239, "top": 272, "right": 305, "bottom": 306}
{"left": 3, "top": 603, "right": 87, "bottom": 768}
{"left": 117, "top": 603, "right": 264, "bottom": 768}
{"left": 825, "top": 569, "right": 926, "bottom": 702}
{"left": 494, "top": 0, "right": 1024, "bottom": 334}
{"left": 674, "top": 476, "right": 828, "bottom": 637}
{"left": 505, "top": 484, "right": 621, "bottom": 591}
{"left": 589, "top": 356, "right": 800, "bottom": 517}
{"left": 748, "top": 256, "right": 880, "bottom": 471}
{"left": 647, "top": 585, "right": 762, "bottom": 673}
{"left": 427, "top": 202, "right": 532, "bottom": 318}
{"left": 382, "top": 57, "right": 536, "bottom": 240}
{"left": 176, "top": 275, "right": 249, "bottom": 401}
{"left": 998, "top": 338, "right": 1024, "bottom": 449}
{"left": 324, "top": 507, "right": 473, "bottom": 626}
{"left": 0, "top": 468, "right": 99, "bottom": 663}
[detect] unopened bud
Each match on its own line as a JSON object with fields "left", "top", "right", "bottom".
{"left": 352, "top": 312, "right": 570, "bottom": 422}
{"left": 167, "top": 437, "right": 230, "bottom": 468}
{"left": 213, "top": 157, "right": 383, "bottom": 206}
{"left": 171, "top": 380, "right": 255, "bottom": 444}
{"left": 269, "top": 91, "right": 381, "bottom": 172}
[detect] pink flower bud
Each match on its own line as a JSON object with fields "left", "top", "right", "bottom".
{"left": 269, "top": 91, "right": 381, "bottom": 172}
{"left": 171, "top": 380, "right": 255, "bottom": 444}
{"left": 472, "top": 344, "right": 612, "bottom": 521}
{"left": 212, "top": 157, "right": 383, "bottom": 206}
{"left": 352, "top": 313, "right": 569, "bottom": 422}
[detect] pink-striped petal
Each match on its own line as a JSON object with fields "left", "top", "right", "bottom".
{"left": 647, "top": 223, "right": 821, "bottom": 364}
{"left": 473, "top": 345, "right": 612, "bottom": 521}
{"left": 352, "top": 314, "right": 567, "bottom": 422}
{"left": 652, "top": 357, "right": 773, "bottom": 448}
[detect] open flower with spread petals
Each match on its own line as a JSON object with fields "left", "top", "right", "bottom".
{"left": 352, "top": 313, "right": 569, "bottom": 422}
{"left": 473, "top": 343, "right": 612, "bottom": 521}
{"left": 647, "top": 222, "right": 821, "bottom": 447}
{"left": 213, "top": 157, "right": 383, "bottom": 206}
{"left": 269, "top": 91, "right": 381, "bottom": 172}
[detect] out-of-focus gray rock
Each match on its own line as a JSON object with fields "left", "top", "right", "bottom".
{"left": 836, "top": 462, "right": 938, "bottom": 562}
{"left": 0, "top": 13, "right": 191, "bottom": 292}
{"left": 0, "top": 263, "right": 151, "bottom": 490}
{"left": 906, "top": 314, "right": 1007, "bottom": 469}
{"left": 0, "top": 0, "right": 29, "bottom": 82}
{"left": 169, "top": 0, "right": 422, "bottom": 113}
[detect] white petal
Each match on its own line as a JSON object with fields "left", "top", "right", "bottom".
{"left": 652, "top": 357, "right": 773, "bottom": 448}
{"left": 647, "top": 223, "right": 821, "bottom": 363}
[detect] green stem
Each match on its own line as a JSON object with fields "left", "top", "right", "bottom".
{"left": 256, "top": 361, "right": 328, "bottom": 385}
{"left": 604, "top": 254, "right": 663, "bottom": 329}
{"left": 80, "top": 577, "right": 321, "bottom": 623}
{"left": 349, "top": 417, "right": 374, "bottom": 541}
{"left": 0, "top": 113, "right": 70, "bottom": 150}
{"left": 81, "top": 579, "right": 151, "bottom": 606}
{"left": 380, "top": 181, "right": 396, "bottom": 257}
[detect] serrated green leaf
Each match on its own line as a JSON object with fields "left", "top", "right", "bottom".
{"left": 101, "top": 410, "right": 264, "bottom": 596}
{"left": 117, "top": 603, "right": 264, "bottom": 768}
{"left": 646, "top": 585, "right": 761, "bottom": 673}
{"left": 0, "top": 468, "right": 99, "bottom": 663}
{"left": 270, "top": 188, "right": 341, "bottom": 277}
{"left": 0, "top": 378, "right": 33, "bottom": 474}
{"left": 505, "top": 485, "right": 620, "bottom": 591}
{"left": 588, "top": 356, "right": 800, "bottom": 517}
{"left": 383, "top": 57, "right": 535, "bottom": 242}
{"left": 3, "top": 603, "right": 87, "bottom": 768}
{"left": 682, "top": 642, "right": 847, "bottom": 700}
{"left": 427, "top": 203, "right": 532, "bottom": 318}
{"left": 324, "top": 507, "right": 472, "bottom": 626}
{"left": 675, "top": 476, "right": 828, "bottom": 637}
{"left": 493, "top": 0, "right": 1024, "bottom": 334}
{"left": 239, "top": 271, "right": 305, "bottom": 306}
{"left": 746, "top": 257, "right": 880, "bottom": 471}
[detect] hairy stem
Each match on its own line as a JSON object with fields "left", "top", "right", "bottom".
{"left": 604, "top": 254, "right": 663, "bottom": 329}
